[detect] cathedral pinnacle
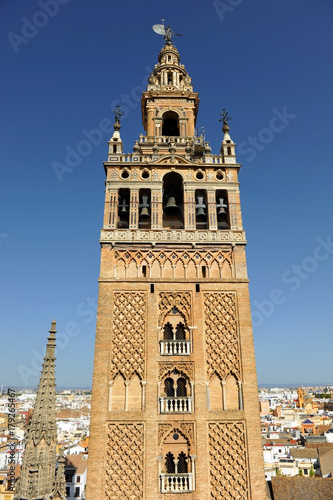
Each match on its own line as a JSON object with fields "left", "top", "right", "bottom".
{"left": 14, "top": 320, "right": 58, "bottom": 500}
{"left": 52, "top": 449, "right": 67, "bottom": 500}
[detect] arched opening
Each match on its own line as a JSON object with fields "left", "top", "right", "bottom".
{"left": 162, "top": 111, "right": 179, "bottom": 136}
{"left": 178, "top": 452, "right": 188, "bottom": 473}
{"left": 163, "top": 172, "right": 184, "bottom": 229}
{"left": 160, "top": 431, "right": 193, "bottom": 493}
{"left": 176, "top": 378, "right": 187, "bottom": 397}
{"left": 175, "top": 323, "right": 185, "bottom": 340}
{"left": 164, "top": 378, "right": 175, "bottom": 397}
{"left": 165, "top": 452, "right": 175, "bottom": 474}
{"left": 195, "top": 189, "right": 208, "bottom": 229}
{"left": 216, "top": 190, "right": 230, "bottom": 230}
{"left": 139, "top": 189, "right": 151, "bottom": 229}
{"left": 160, "top": 308, "right": 190, "bottom": 355}
{"left": 117, "top": 188, "right": 130, "bottom": 228}
{"left": 163, "top": 323, "right": 174, "bottom": 340}
{"left": 225, "top": 373, "right": 239, "bottom": 410}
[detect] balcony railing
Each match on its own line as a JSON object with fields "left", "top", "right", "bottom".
{"left": 160, "top": 397, "right": 192, "bottom": 413}
{"left": 159, "top": 340, "right": 191, "bottom": 356}
{"left": 160, "top": 473, "right": 193, "bottom": 493}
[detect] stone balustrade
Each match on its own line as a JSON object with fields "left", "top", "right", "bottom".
{"left": 159, "top": 340, "right": 191, "bottom": 356}
{"left": 159, "top": 397, "right": 192, "bottom": 413}
{"left": 160, "top": 473, "right": 193, "bottom": 493}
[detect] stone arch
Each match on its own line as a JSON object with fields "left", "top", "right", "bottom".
{"left": 222, "top": 258, "right": 233, "bottom": 278}
{"left": 225, "top": 372, "right": 239, "bottom": 410}
{"left": 162, "top": 110, "right": 180, "bottom": 136}
{"left": 209, "top": 372, "right": 223, "bottom": 411}
{"left": 163, "top": 172, "right": 184, "bottom": 229}
{"left": 112, "top": 373, "right": 125, "bottom": 411}
{"left": 128, "top": 373, "right": 141, "bottom": 411}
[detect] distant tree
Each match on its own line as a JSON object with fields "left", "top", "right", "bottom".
{"left": 309, "top": 465, "right": 315, "bottom": 477}
{"left": 275, "top": 467, "right": 282, "bottom": 477}
{"left": 298, "top": 469, "right": 304, "bottom": 477}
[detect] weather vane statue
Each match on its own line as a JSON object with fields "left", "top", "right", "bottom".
{"left": 113, "top": 105, "right": 124, "bottom": 123}
{"left": 152, "top": 19, "right": 182, "bottom": 46}
{"left": 219, "top": 108, "right": 232, "bottom": 125}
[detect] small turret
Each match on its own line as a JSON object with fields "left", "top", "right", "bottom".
{"left": 108, "top": 106, "right": 123, "bottom": 157}
{"left": 219, "top": 108, "right": 236, "bottom": 163}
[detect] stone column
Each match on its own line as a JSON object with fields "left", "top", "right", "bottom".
{"left": 129, "top": 189, "right": 139, "bottom": 229}
{"left": 141, "top": 381, "right": 147, "bottom": 411}
{"left": 207, "top": 190, "right": 217, "bottom": 230}
{"left": 151, "top": 189, "right": 162, "bottom": 229}
{"left": 184, "top": 190, "right": 196, "bottom": 230}
{"left": 222, "top": 380, "right": 226, "bottom": 410}
{"left": 190, "top": 455, "right": 196, "bottom": 491}
{"left": 124, "top": 381, "right": 129, "bottom": 411}
{"left": 206, "top": 382, "right": 210, "bottom": 411}
{"left": 105, "top": 190, "right": 118, "bottom": 228}
{"left": 108, "top": 380, "right": 113, "bottom": 411}
{"left": 238, "top": 380, "right": 244, "bottom": 410}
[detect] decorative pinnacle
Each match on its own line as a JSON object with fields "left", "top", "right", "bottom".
{"left": 46, "top": 319, "right": 57, "bottom": 353}
{"left": 219, "top": 108, "right": 232, "bottom": 132}
{"left": 113, "top": 105, "right": 124, "bottom": 130}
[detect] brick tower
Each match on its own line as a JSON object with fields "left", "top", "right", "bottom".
{"left": 86, "top": 30, "right": 266, "bottom": 500}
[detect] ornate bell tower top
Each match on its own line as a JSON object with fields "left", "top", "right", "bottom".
{"left": 141, "top": 43, "right": 198, "bottom": 138}
{"left": 102, "top": 30, "right": 243, "bottom": 249}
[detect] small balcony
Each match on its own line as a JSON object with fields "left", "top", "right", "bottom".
{"left": 159, "top": 340, "right": 191, "bottom": 356}
{"left": 160, "top": 397, "right": 192, "bottom": 413}
{"left": 160, "top": 473, "right": 193, "bottom": 493}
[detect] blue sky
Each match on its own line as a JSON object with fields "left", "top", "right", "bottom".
{"left": 1, "top": 0, "right": 332, "bottom": 388}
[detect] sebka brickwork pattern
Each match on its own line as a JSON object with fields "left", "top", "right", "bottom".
{"left": 110, "top": 292, "right": 146, "bottom": 381}
{"left": 208, "top": 421, "right": 249, "bottom": 499}
{"left": 204, "top": 292, "right": 241, "bottom": 380}
{"left": 106, "top": 422, "right": 144, "bottom": 499}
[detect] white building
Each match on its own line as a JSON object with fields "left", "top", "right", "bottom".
{"left": 65, "top": 453, "right": 88, "bottom": 499}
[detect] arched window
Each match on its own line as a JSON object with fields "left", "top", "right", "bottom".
{"left": 178, "top": 452, "right": 188, "bottom": 473}
{"left": 163, "top": 172, "right": 184, "bottom": 229}
{"left": 162, "top": 111, "right": 179, "bottom": 136}
{"left": 176, "top": 378, "right": 187, "bottom": 397}
{"left": 216, "top": 190, "right": 230, "bottom": 230}
{"left": 164, "top": 378, "right": 175, "bottom": 397}
{"left": 117, "top": 188, "right": 130, "bottom": 228}
{"left": 165, "top": 452, "right": 175, "bottom": 474}
{"left": 175, "top": 323, "right": 185, "bottom": 340}
{"left": 163, "top": 323, "right": 174, "bottom": 340}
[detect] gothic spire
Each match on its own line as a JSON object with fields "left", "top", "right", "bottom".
{"left": 15, "top": 320, "right": 58, "bottom": 500}
{"left": 52, "top": 449, "right": 67, "bottom": 500}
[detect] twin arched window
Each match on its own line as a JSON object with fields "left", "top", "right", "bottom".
{"left": 164, "top": 377, "right": 187, "bottom": 398}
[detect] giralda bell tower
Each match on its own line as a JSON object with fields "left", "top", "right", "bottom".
{"left": 86, "top": 25, "right": 266, "bottom": 500}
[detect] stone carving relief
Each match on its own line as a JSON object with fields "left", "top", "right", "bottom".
{"left": 204, "top": 293, "right": 241, "bottom": 380}
{"left": 106, "top": 423, "right": 144, "bottom": 499}
{"left": 158, "top": 292, "right": 191, "bottom": 326}
{"left": 159, "top": 361, "right": 194, "bottom": 381}
{"left": 114, "top": 249, "right": 233, "bottom": 280}
{"left": 208, "top": 421, "right": 249, "bottom": 499}
{"left": 110, "top": 292, "right": 146, "bottom": 381}
{"left": 158, "top": 422, "right": 195, "bottom": 453}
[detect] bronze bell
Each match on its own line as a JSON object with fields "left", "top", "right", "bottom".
{"left": 217, "top": 206, "right": 226, "bottom": 216}
{"left": 119, "top": 199, "right": 128, "bottom": 214}
{"left": 140, "top": 207, "right": 150, "bottom": 218}
{"left": 217, "top": 197, "right": 227, "bottom": 219}
{"left": 196, "top": 207, "right": 206, "bottom": 219}
{"left": 139, "top": 195, "right": 150, "bottom": 218}
{"left": 164, "top": 196, "right": 178, "bottom": 213}
{"left": 196, "top": 196, "right": 206, "bottom": 221}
